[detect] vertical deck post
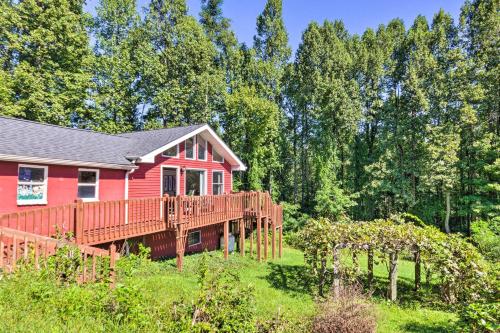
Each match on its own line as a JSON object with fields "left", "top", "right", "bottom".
{"left": 271, "top": 222, "right": 276, "bottom": 259}
{"left": 256, "top": 193, "right": 262, "bottom": 262}
{"left": 176, "top": 195, "right": 184, "bottom": 271}
{"left": 109, "top": 244, "right": 116, "bottom": 288}
{"left": 239, "top": 218, "right": 245, "bottom": 256}
{"left": 264, "top": 217, "right": 269, "bottom": 260}
{"left": 249, "top": 218, "right": 254, "bottom": 257}
{"left": 278, "top": 226, "right": 283, "bottom": 258}
{"left": 74, "top": 199, "right": 83, "bottom": 244}
{"left": 224, "top": 220, "right": 229, "bottom": 260}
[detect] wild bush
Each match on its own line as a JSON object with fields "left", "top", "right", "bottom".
{"left": 282, "top": 202, "right": 310, "bottom": 233}
{"left": 167, "top": 253, "right": 257, "bottom": 333}
{"left": 471, "top": 219, "right": 500, "bottom": 262}
{"left": 459, "top": 302, "right": 500, "bottom": 333}
{"left": 312, "top": 285, "right": 376, "bottom": 333}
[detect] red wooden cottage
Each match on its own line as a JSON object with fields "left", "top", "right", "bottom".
{"left": 0, "top": 116, "right": 282, "bottom": 266}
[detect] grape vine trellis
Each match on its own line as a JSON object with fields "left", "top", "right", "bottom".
{"left": 300, "top": 218, "right": 493, "bottom": 303}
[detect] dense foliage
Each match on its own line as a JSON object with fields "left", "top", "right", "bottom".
{"left": 299, "top": 217, "right": 495, "bottom": 305}
{"left": 0, "top": 0, "right": 497, "bottom": 232}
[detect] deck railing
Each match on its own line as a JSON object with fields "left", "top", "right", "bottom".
{"left": 0, "top": 226, "right": 117, "bottom": 284}
{"left": 0, "top": 192, "right": 283, "bottom": 247}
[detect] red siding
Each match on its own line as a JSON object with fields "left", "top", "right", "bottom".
{"left": 128, "top": 141, "right": 233, "bottom": 198}
{"left": 0, "top": 161, "right": 126, "bottom": 214}
{"left": 145, "top": 224, "right": 224, "bottom": 259}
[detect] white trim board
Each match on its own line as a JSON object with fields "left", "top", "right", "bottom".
{"left": 160, "top": 165, "right": 181, "bottom": 196}
{"left": 0, "top": 154, "right": 136, "bottom": 171}
{"left": 137, "top": 125, "right": 246, "bottom": 171}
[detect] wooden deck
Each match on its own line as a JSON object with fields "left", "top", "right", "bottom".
{"left": 0, "top": 192, "right": 283, "bottom": 270}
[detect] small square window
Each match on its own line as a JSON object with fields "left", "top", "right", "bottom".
{"left": 162, "top": 145, "right": 178, "bottom": 157}
{"left": 78, "top": 169, "right": 99, "bottom": 201}
{"left": 17, "top": 165, "right": 48, "bottom": 205}
{"left": 187, "top": 231, "right": 201, "bottom": 246}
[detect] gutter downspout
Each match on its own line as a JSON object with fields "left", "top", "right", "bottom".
{"left": 124, "top": 160, "right": 138, "bottom": 224}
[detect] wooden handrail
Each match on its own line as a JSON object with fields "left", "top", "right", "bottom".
{"left": 0, "top": 225, "right": 117, "bottom": 285}
{"left": 0, "top": 192, "right": 283, "bottom": 246}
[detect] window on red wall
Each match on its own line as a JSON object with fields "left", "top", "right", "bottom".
{"left": 77, "top": 169, "right": 99, "bottom": 201}
{"left": 197, "top": 135, "right": 207, "bottom": 160}
{"left": 213, "top": 171, "right": 224, "bottom": 195}
{"left": 187, "top": 230, "right": 201, "bottom": 246}
{"left": 17, "top": 164, "right": 48, "bottom": 205}
{"left": 185, "top": 137, "right": 195, "bottom": 159}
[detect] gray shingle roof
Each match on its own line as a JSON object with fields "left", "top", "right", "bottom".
{"left": 0, "top": 116, "right": 206, "bottom": 168}
{"left": 117, "top": 124, "right": 205, "bottom": 157}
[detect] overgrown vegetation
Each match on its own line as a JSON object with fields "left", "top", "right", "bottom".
{"left": 0, "top": 0, "right": 497, "bottom": 232}
{"left": 313, "top": 285, "right": 376, "bottom": 333}
{"left": 298, "top": 216, "right": 498, "bottom": 331}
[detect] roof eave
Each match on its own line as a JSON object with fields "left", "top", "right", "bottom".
{"left": 136, "top": 125, "right": 247, "bottom": 171}
{"left": 0, "top": 154, "right": 137, "bottom": 171}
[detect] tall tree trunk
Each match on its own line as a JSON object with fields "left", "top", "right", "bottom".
{"left": 444, "top": 191, "right": 451, "bottom": 233}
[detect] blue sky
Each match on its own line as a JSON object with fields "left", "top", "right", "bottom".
{"left": 85, "top": 0, "right": 464, "bottom": 53}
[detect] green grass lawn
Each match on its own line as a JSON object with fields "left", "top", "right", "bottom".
{"left": 120, "top": 246, "right": 459, "bottom": 332}
{"left": 0, "top": 245, "right": 459, "bottom": 332}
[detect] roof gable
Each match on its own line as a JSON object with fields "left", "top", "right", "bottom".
{"left": 128, "top": 124, "right": 246, "bottom": 171}
{"left": 0, "top": 117, "right": 245, "bottom": 171}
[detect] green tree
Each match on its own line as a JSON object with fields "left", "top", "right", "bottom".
{"left": 224, "top": 86, "right": 279, "bottom": 190}
{"left": 0, "top": 0, "right": 92, "bottom": 125}
{"left": 91, "top": 0, "right": 142, "bottom": 133}
{"left": 142, "top": 0, "right": 224, "bottom": 128}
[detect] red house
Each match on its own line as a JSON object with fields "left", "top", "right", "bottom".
{"left": 0, "top": 116, "right": 253, "bottom": 259}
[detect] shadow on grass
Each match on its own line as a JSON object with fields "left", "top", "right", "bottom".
{"left": 361, "top": 274, "right": 447, "bottom": 309}
{"left": 264, "top": 262, "right": 315, "bottom": 295}
{"left": 402, "top": 321, "right": 457, "bottom": 333}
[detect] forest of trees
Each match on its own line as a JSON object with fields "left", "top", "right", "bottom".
{"left": 0, "top": 0, "right": 498, "bottom": 233}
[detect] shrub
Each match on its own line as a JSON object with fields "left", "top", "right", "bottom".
{"left": 471, "top": 219, "right": 500, "bottom": 262}
{"left": 312, "top": 285, "right": 376, "bottom": 333}
{"left": 282, "top": 202, "right": 310, "bottom": 233}
{"left": 283, "top": 232, "right": 303, "bottom": 249}
{"left": 167, "top": 253, "right": 257, "bottom": 333}
{"left": 459, "top": 302, "right": 500, "bottom": 333}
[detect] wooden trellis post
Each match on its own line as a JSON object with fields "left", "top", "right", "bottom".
{"left": 389, "top": 251, "right": 398, "bottom": 301}
{"left": 332, "top": 245, "right": 340, "bottom": 298}
{"left": 414, "top": 247, "right": 421, "bottom": 291}
{"left": 367, "top": 247, "right": 374, "bottom": 288}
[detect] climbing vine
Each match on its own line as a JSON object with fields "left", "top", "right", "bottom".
{"left": 300, "top": 217, "right": 494, "bottom": 304}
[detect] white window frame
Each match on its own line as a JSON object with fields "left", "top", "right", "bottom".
{"left": 77, "top": 168, "right": 100, "bottom": 202}
{"left": 17, "top": 164, "right": 48, "bottom": 206}
{"left": 184, "top": 168, "right": 207, "bottom": 196}
{"left": 197, "top": 135, "right": 207, "bottom": 161}
{"left": 161, "top": 144, "right": 179, "bottom": 158}
{"left": 185, "top": 136, "right": 196, "bottom": 160}
{"left": 160, "top": 165, "right": 180, "bottom": 196}
{"left": 212, "top": 170, "right": 224, "bottom": 195}
{"left": 187, "top": 230, "right": 201, "bottom": 247}
{"left": 212, "top": 147, "right": 224, "bottom": 163}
